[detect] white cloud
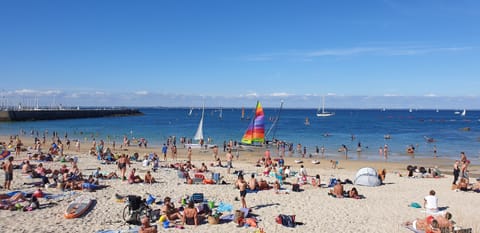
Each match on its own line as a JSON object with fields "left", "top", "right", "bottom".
{"left": 13, "top": 89, "right": 62, "bottom": 96}
{"left": 383, "top": 94, "right": 399, "bottom": 97}
{"left": 134, "top": 91, "right": 149, "bottom": 95}
{"left": 269, "top": 92, "right": 292, "bottom": 97}
{"left": 307, "top": 47, "right": 380, "bottom": 57}
{"left": 244, "top": 45, "right": 473, "bottom": 61}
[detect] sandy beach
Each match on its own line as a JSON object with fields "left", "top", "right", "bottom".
{"left": 1, "top": 135, "right": 479, "bottom": 233}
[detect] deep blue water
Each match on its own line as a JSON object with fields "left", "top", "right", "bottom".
{"left": 1, "top": 107, "right": 479, "bottom": 164}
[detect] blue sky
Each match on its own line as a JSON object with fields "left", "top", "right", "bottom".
{"left": 1, "top": 0, "right": 479, "bottom": 108}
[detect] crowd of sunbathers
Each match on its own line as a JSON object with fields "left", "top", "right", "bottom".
{"left": 19, "top": 159, "right": 113, "bottom": 191}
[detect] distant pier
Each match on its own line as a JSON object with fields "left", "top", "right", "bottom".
{"left": 0, "top": 108, "right": 142, "bottom": 121}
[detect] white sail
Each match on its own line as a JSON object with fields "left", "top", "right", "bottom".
{"left": 461, "top": 109, "right": 466, "bottom": 117}
{"left": 316, "top": 96, "right": 334, "bottom": 117}
{"left": 193, "top": 105, "right": 204, "bottom": 141}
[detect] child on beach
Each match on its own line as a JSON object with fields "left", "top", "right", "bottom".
{"left": 144, "top": 171, "right": 155, "bottom": 184}
{"left": 235, "top": 174, "right": 247, "bottom": 208}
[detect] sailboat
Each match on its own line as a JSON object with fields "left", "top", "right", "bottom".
{"left": 185, "top": 104, "right": 206, "bottom": 149}
{"left": 240, "top": 107, "right": 245, "bottom": 120}
{"left": 461, "top": 109, "right": 466, "bottom": 117}
{"left": 265, "top": 100, "right": 283, "bottom": 144}
{"left": 187, "top": 107, "right": 193, "bottom": 116}
{"left": 239, "top": 101, "right": 265, "bottom": 147}
{"left": 316, "top": 96, "right": 335, "bottom": 117}
{"left": 218, "top": 107, "right": 223, "bottom": 119}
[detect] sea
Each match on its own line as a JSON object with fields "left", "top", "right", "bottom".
{"left": 1, "top": 107, "right": 479, "bottom": 164}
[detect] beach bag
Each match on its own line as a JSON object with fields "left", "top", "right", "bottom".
{"left": 276, "top": 214, "right": 296, "bottom": 227}
{"left": 126, "top": 195, "right": 142, "bottom": 210}
{"left": 292, "top": 184, "right": 300, "bottom": 192}
{"left": 190, "top": 193, "right": 204, "bottom": 203}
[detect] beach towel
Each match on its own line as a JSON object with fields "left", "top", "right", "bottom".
{"left": 409, "top": 202, "right": 422, "bottom": 208}
{"left": 404, "top": 224, "right": 425, "bottom": 233}
{"left": 216, "top": 202, "right": 232, "bottom": 213}
{"left": 44, "top": 191, "right": 76, "bottom": 201}
{"left": 96, "top": 226, "right": 139, "bottom": 233}
{"left": 220, "top": 213, "right": 235, "bottom": 221}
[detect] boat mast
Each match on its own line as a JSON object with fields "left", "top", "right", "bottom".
{"left": 266, "top": 100, "right": 283, "bottom": 141}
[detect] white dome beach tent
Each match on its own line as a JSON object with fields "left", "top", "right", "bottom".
{"left": 354, "top": 167, "right": 381, "bottom": 187}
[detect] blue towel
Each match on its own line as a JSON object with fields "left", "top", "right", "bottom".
{"left": 217, "top": 202, "right": 233, "bottom": 213}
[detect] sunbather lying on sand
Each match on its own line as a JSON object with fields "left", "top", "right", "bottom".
{"left": 403, "top": 212, "right": 453, "bottom": 232}
{"left": 0, "top": 192, "right": 28, "bottom": 210}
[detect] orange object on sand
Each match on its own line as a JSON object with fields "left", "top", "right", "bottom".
{"left": 64, "top": 195, "right": 94, "bottom": 219}
{"left": 245, "top": 218, "right": 257, "bottom": 227}
{"left": 203, "top": 179, "right": 215, "bottom": 184}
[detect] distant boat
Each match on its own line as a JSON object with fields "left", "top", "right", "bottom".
{"left": 188, "top": 107, "right": 193, "bottom": 116}
{"left": 316, "top": 96, "right": 334, "bottom": 117}
{"left": 454, "top": 110, "right": 461, "bottom": 115}
{"left": 185, "top": 104, "right": 206, "bottom": 148}
{"left": 461, "top": 109, "right": 466, "bottom": 117}
{"left": 304, "top": 117, "right": 310, "bottom": 126}
{"left": 409, "top": 108, "right": 413, "bottom": 113}
{"left": 218, "top": 107, "right": 223, "bottom": 119}
{"left": 241, "top": 107, "right": 245, "bottom": 120}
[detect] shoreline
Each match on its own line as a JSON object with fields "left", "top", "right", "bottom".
{"left": 2, "top": 134, "right": 479, "bottom": 177}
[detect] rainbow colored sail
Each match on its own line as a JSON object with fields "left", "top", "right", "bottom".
{"left": 241, "top": 101, "right": 265, "bottom": 144}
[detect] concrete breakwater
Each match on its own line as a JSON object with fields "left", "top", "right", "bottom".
{"left": 0, "top": 108, "right": 142, "bottom": 121}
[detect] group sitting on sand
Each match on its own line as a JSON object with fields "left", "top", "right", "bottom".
{"left": 160, "top": 196, "right": 209, "bottom": 226}
{"left": 406, "top": 165, "right": 444, "bottom": 178}
{"left": 328, "top": 179, "right": 362, "bottom": 199}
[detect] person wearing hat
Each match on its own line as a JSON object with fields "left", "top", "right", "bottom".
{"left": 139, "top": 216, "right": 157, "bottom": 233}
